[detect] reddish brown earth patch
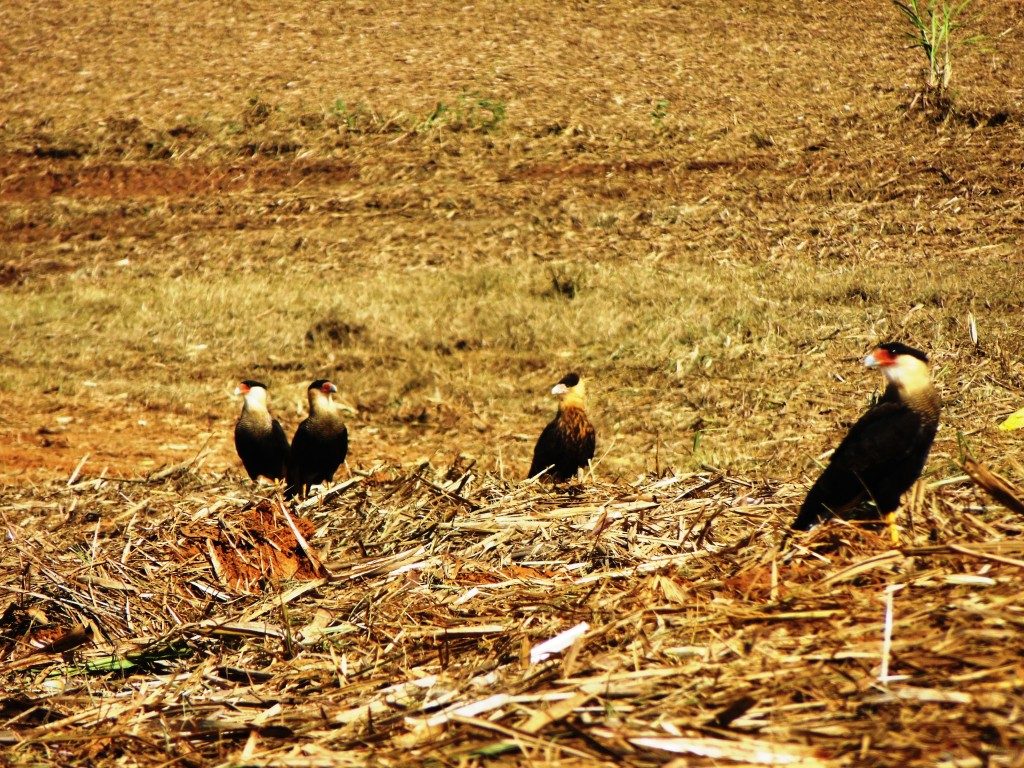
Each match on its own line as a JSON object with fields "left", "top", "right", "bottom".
{"left": 718, "top": 563, "right": 807, "bottom": 601}
{"left": 181, "top": 501, "right": 322, "bottom": 592}
{"left": 0, "top": 155, "right": 358, "bottom": 202}
{"left": 0, "top": 394, "right": 229, "bottom": 485}
{"left": 505, "top": 155, "right": 770, "bottom": 182}
{"left": 1, "top": 212, "right": 159, "bottom": 245}
{"left": 507, "top": 158, "right": 669, "bottom": 182}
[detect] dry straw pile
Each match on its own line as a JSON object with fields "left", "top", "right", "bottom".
{"left": 2, "top": 458, "right": 1023, "bottom": 767}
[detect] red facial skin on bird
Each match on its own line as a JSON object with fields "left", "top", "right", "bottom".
{"left": 865, "top": 348, "right": 896, "bottom": 368}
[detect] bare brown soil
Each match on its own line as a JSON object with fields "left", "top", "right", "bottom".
{"left": 0, "top": 156, "right": 357, "bottom": 203}
{"left": 0, "top": 397, "right": 217, "bottom": 483}
{"left": 0, "top": 0, "right": 1019, "bottom": 481}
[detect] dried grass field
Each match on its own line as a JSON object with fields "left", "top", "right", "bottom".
{"left": 2, "top": 0, "right": 1024, "bottom": 765}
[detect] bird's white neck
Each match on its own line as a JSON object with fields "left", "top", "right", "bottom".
{"left": 308, "top": 390, "right": 339, "bottom": 419}
{"left": 879, "top": 356, "right": 932, "bottom": 400}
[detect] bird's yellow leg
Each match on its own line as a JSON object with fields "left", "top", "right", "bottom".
{"left": 885, "top": 511, "right": 900, "bottom": 545}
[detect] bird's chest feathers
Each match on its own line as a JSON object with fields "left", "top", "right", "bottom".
{"left": 906, "top": 389, "right": 941, "bottom": 424}
{"left": 557, "top": 405, "right": 593, "bottom": 445}
{"left": 308, "top": 408, "right": 345, "bottom": 436}
{"left": 240, "top": 408, "right": 274, "bottom": 434}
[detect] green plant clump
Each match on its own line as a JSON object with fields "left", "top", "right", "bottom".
{"left": 892, "top": 0, "right": 978, "bottom": 106}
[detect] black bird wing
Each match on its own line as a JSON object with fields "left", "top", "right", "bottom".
{"left": 270, "top": 419, "right": 290, "bottom": 477}
{"left": 331, "top": 425, "right": 349, "bottom": 475}
{"left": 234, "top": 423, "right": 262, "bottom": 481}
{"left": 794, "top": 402, "right": 934, "bottom": 530}
{"left": 528, "top": 409, "right": 595, "bottom": 481}
{"left": 285, "top": 422, "right": 316, "bottom": 498}
{"left": 285, "top": 420, "right": 348, "bottom": 498}
{"left": 580, "top": 421, "right": 596, "bottom": 464}
{"left": 235, "top": 419, "right": 289, "bottom": 481}
{"left": 528, "top": 419, "right": 561, "bottom": 479}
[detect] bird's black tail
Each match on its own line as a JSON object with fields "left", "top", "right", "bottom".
{"left": 791, "top": 499, "right": 824, "bottom": 531}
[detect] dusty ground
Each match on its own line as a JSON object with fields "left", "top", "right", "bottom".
{"left": 2, "top": 0, "right": 1024, "bottom": 488}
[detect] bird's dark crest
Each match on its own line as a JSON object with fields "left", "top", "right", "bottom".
{"left": 241, "top": 379, "right": 268, "bottom": 390}
{"left": 559, "top": 372, "right": 581, "bottom": 387}
{"left": 876, "top": 342, "right": 928, "bottom": 363}
{"left": 309, "top": 379, "right": 333, "bottom": 391}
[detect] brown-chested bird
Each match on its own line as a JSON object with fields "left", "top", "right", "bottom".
{"left": 528, "top": 372, "right": 596, "bottom": 482}
{"left": 234, "top": 380, "right": 290, "bottom": 483}
{"left": 285, "top": 379, "right": 349, "bottom": 498}
{"left": 793, "top": 342, "right": 940, "bottom": 535}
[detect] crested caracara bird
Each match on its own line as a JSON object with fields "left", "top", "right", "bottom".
{"left": 285, "top": 379, "right": 349, "bottom": 498}
{"left": 528, "top": 372, "right": 596, "bottom": 482}
{"left": 793, "top": 342, "right": 940, "bottom": 539}
{"left": 234, "top": 380, "right": 290, "bottom": 483}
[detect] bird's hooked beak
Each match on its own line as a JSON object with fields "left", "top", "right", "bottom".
{"left": 322, "top": 382, "right": 338, "bottom": 395}
{"left": 234, "top": 383, "right": 249, "bottom": 396}
{"left": 551, "top": 383, "right": 569, "bottom": 396}
{"left": 864, "top": 348, "right": 896, "bottom": 369}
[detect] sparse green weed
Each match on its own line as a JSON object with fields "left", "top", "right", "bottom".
{"left": 327, "top": 99, "right": 384, "bottom": 133}
{"left": 650, "top": 98, "right": 670, "bottom": 125}
{"left": 420, "top": 101, "right": 450, "bottom": 131}
{"left": 417, "top": 93, "right": 506, "bottom": 133}
{"left": 892, "top": 0, "right": 979, "bottom": 107}
{"left": 467, "top": 94, "right": 506, "bottom": 131}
